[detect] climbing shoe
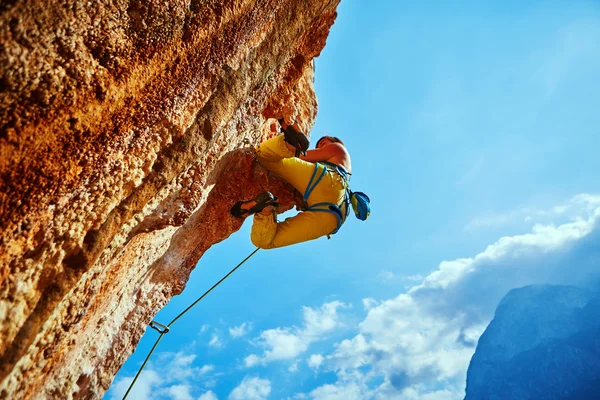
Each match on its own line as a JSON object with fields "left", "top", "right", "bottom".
{"left": 230, "top": 191, "right": 279, "bottom": 218}
{"left": 279, "top": 119, "right": 309, "bottom": 156}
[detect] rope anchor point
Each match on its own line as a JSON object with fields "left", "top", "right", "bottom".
{"left": 121, "top": 248, "right": 260, "bottom": 400}
{"left": 149, "top": 321, "right": 169, "bottom": 334}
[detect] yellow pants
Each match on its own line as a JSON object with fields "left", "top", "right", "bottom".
{"left": 251, "top": 135, "right": 347, "bottom": 249}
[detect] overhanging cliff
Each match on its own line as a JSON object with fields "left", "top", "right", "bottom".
{"left": 0, "top": 1, "right": 340, "bottom": 398}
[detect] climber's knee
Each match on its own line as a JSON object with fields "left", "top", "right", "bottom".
{"left": 250, "top": 214, "right": 277, "bottom": 249}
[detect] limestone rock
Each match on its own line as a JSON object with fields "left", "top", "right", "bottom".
{"left": 0, "top": 0, "right": 339, "bottom": 398}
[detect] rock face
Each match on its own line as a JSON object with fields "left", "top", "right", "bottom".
{"left": 465, "top": 284, "right": 600, "bottom": 400}
{"left": 0, "top": 1, "right": 340, "bottom": 398}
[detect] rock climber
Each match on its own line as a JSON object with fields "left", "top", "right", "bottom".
{"left": 230, "top": 119, "right": 352, "bottom": 249}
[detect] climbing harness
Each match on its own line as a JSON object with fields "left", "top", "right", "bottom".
{"left": 303, "top": 161, "right": 371, "bottom": 235}
{"left": 121, "top": 248, "right": 260, "bottom": 400}
{"left": 303, "top": 161, "right": 352, "bottom": 235}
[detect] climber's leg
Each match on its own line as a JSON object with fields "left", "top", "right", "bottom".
{"left": 255, "top": 135, "right": 317, "bottom": 195}
{"left": 250, "top": 210, "right": 338, "bottom": 249}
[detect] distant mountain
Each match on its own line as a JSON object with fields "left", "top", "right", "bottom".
{"left": 465, "top": 284, "right": 600, "bottom": 400}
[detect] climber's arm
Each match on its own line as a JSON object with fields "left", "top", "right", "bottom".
{"left": 300, "top": 143, "right": 345, "bottom": 163}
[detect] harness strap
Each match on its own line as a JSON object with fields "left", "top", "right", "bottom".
{"left": 321, "top": 161, "right": 351, "bottom": 184}
{"left": 303, "top": 163, "right": 327, "bottom": 201}
{"left": 306, "top": 202, "right": 343, "bottom": 234}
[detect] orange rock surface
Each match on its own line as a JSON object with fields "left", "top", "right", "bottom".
{"left": 0, "top": 0, "right": 339, "bottom": 398}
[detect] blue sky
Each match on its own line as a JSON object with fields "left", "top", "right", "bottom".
{"left": 106, "top": 1, "right": 600, "bottom": 399}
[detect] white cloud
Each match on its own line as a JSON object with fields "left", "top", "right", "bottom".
{"left": 319, "top": 194, "right": 600, "bottom": 398}
{"left": 166, "top": 384, "right": 193, "bottom": 400}
{"left": 204, "top": 379, "right": 217, "bottom": 389}
{"left": 362, "top": 298, "right": 378, "bottom": 311}
{"left": 390, "top": 386, "right": 464, "bottom": 400}
{"left": 229, "top": 322, "right": 252, "bottom": 338}
{"left": 106, "top": 351, "right": 217, "bottom": 400}
{"left": 108, "top": 370, "right": 161, "bottom": 400}
{"left": 245, "top": 327, "right": 308, "bottom": 366}
{"left": 199, "top": 365, "right": 215, "bottom": 374}
{"left": 290, "top": 394, "right": 308, "bottom": 400}
{"left": 303, "top": 301, "right": 350, "bottom": 338}
{"left": 307, "top": 354, "right": 324, "bottom": 370}
{"left": 465, "top": 194, "right": 600, "bottom": 231}
{"left": 160, "top": 353, "right": 197, "bottom": 381}
{"left": 198, "top": 390, "right": 218, "bottom": 400}
{"left": 309, "top": 380, "right": 370, "bottom": 400}
{"left": 244, "top": 354, "right": 261, "bottom": 368}
{"left": 209, "top": 334, "right": 224, "bottom": 349}
{"left": 244, "top": 301, "right": 349, "bottom": 366}
{"left": 228, "top": 377, "right": 271, "bottom": 400}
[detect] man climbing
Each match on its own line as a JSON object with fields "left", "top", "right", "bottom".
{"left": 230, "top": 119, "right": 352, "bottom": 249}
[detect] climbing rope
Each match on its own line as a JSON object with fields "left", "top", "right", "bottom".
{"left": 122, "top": 248, "right": 260, "bottom": 400}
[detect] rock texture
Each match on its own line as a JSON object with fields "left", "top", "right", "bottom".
{"left": 0, "top": 0, "right": 340, "bottom": 398}
{"left": 465, "top": 284, "right": 600, "bottom": 400}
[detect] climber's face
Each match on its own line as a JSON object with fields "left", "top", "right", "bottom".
{"left": 316, "top": 137, "right": 333, "bottom": 149}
